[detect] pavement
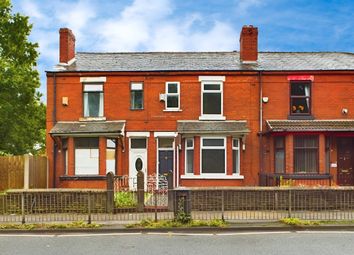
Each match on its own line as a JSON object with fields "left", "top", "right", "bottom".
{"left": 1, "top": 221, "right": 354, "bottom": 234}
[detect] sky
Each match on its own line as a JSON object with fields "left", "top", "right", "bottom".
{"left": 11, "top": 0, "right": 354, "bottom": 102}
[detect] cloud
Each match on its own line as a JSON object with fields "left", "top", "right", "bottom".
{"left": 235, "top": 0, "right": 264, "bottom": 16}
{"left": 94, "top": 0, "right": 236, "bottom": 52}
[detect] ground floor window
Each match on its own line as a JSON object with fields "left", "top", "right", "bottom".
{"left": 106, "top": 139, "right": 116, "bottom": 174}
{"left": 62, "top": 138, "right": 68, "bottom": 175}
{"left": 201, "top": 137, "right": 226, "bottom": 174}
{"left": 75, "top": 138, "right": 99, "bottom": 175}
{"left": 325, "top": 137, "right": 330, "bottom": 173}
{"left": 185, "top": 138, "right": 194, "bottom": 174}
{"left": 294, "top": 135, "right": 318, "bottom": 173}
{"left": 274, "top": 136, "right": 285, "bottom": 173}
{"left": 233, "top": 139, "right": 240, "bottom": 174}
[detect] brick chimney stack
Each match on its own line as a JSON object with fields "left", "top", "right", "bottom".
{"left": 59, "top": 28, "right": 76, "bottom": 64}
{"left": 239, "top": 25, "right": 258, "bottom": 63}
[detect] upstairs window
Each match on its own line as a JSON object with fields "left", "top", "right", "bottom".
{"left": 202, "top": 82, "right": 222, "bottom": 116}
{"left": 165, "top": 82, "right": 180, "bottom": 110}
{"left": 130, "top": 82, "right": 144, "bottom": 110}
{"left": 290, "top": 81, "right": 311, "bottom": 115}
{"left": 83, "top": 84, "right": 103, "bottom": 117}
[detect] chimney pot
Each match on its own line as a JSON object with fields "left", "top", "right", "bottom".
{"left": 59, "top": 28, "right": 76, "bottom": 64}
{"left": 239, "top": 25, "right": 258, "bottom": 63}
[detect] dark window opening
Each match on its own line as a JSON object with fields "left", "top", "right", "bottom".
{"left": 290, "top": 82, "right": 311, "bottom": 115}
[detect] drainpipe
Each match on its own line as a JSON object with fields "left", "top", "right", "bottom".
{"left": 258, "top": 71, "right": 264, "bottom": 185}
{"left": 52, "top": 73, "right": 57, "bottom": 188}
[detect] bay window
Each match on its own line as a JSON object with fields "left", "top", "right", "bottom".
{"left": 294, "top": 135, "right": 318, "bottom": 173}
{"left": 185, "top": 138, "right": 194, "bottom": 174}
{"left": 75, "top": 138, "right": 99, "bottom": 175}
{"left": 232, "top": 139, "right": 240, "bottom": 174}
{"left": 201, "top": 138, "right": 226, "bottom": 174}
{"left": 274, "top": 136, "right": 285, "bottom": 173}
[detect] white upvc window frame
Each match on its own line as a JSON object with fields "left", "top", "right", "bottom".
{"left": 200, "top": 137, "right": 227, "bottom": 175}
{"left": 232, "top": 138, "right": 240, "bottom": 175}
{"left": 185, "top": 138, "right": 194, "bottom": 175}
{"left": 199, "top": 81, "right": 225, "bottom": 120}
{"left": 165, "top": 82, "right": 180, "bottom": 111}
{"left": 83, "top": 83, "right": 104, "bottom": 118}
{"left": 130, "top": 82, "right": 144, "bottom": 110}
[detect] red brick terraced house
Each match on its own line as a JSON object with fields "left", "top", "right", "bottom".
{"left": 46, "top": 26, "right": 354, "bottom": 189}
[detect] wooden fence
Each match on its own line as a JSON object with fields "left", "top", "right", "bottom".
{"left": 0, "top": 155, "right": 47, "bottom": 191}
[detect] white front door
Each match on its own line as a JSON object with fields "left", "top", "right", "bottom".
{"left": 129, "top": 138, "right": 147, "bottom": 189}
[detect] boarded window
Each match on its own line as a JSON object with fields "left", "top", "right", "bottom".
{"left": 75, "top": 138, "right": 99, "bottom": 175}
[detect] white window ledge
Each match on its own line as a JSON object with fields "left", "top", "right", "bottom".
{"left": 79, "top": 117, "right": 106, "bottom": 121}
{"left": 199, "top": 115, "right": 226, "bottom": 121}
{"left": 163, "top": 109, "right": 182, "bottom": 112}
{"left": 181, "top": 174, "right": 244, "bottom": 180}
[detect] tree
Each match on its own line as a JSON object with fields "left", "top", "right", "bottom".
{"left": 0, "top": 0, "right": 46, "bottom": 155}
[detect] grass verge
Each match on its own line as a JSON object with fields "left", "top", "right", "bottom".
{"left": 0, "top": 221, "right": 102, "bottom": 230}
{"left": 126, "top": 219, "right": 228, "bottom": 229}
{"left": 280, "top": 218, "right": 354, "bottom": 226}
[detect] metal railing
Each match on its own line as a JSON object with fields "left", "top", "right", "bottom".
{"left": 1, "top": 187, "right": 354, "bottom": 224}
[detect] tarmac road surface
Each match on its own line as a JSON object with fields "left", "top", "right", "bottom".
{"left": 0, "top": 230, "right": 354, "bottom": 255}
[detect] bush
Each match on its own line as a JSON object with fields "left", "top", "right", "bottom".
{"left": 114, "top": 192, "right": 137, "bottom": 208}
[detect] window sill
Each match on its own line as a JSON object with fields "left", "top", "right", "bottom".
{"left": 199, "top": 115, "right": 226, "bottom": 121}
{"left": 59, "top": 175, "right": 106, "bottom": 181}
{"left": 287, "top": 115, "right": 314, "bottom": 120}
{"left": 130, "top": 108, "right": 144, "bottom": 111}
{"left": 181, "top": 174, "right": 244, "bottom": 180}
{"left": 79, "top": 117, "right": 106, "bottom": 121}
{"left": 163, "top": 109, "right": 182, "bottom": 112}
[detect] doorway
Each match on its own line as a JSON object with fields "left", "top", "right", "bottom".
{"left": 129, "top": 138, "right": 147, "bottom": 189}
{"left": 337, "top": 138, "right": 354, "bottom": 186}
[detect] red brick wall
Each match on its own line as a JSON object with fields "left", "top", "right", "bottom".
{"left": 47, "top": 72, "right": 261, "bottom": 188}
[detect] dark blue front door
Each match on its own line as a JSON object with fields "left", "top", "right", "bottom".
{"left": 159, "top": 150, "right": 173, "bottom": 175}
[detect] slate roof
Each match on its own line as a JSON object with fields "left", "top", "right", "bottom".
{"left": 266, "top": 120, "right": 354, "bottom": 132}
{"left": 51, "top": 51, "right": 354, "bottom": 72}
{"left": 177, "top": 120, "right": 249, "bottom": 135}
{"left": 50, "top": 121, "right": 125, "bottom": 136}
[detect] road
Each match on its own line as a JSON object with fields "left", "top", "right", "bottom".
{"left": 0, "top": 231, "right": 353, "bottom": 255}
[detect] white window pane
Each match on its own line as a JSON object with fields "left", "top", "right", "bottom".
{"left": 159, "top": 138, "right": 174, "bottom": 148}
{"left": 203, "top": 139, "right": 224, "bottom": 147}
{"left": 203, "top": 93, "right": 221, "bottom": 114}
{"left": 167, "top": 95, "right": 179, "bottom": 108}
{"left": 84, "top": 84, "right": 103, "bottom": 91}
{"left": 84, "top": 92, "right": 103, "bottom": 117}
{"left": 107, "top": 139, "right": 116, "bottom": 148}
{"left": 131, "top": 83, "right": 143, "bottom": 90}
{"left": 233, "top": 139, "right": 239, "bottom": 148}
{"left": 186, "top": 150, "right": 194, "bottom": 174}
{"left": 204, "top": 84, "right": 220, "bottom": 91}
{"left": 167, "top": 83, "right": 178, "bottom": 93}
{"left": 131, "top": 138, "right": 146, "bottom": 149}
{"left": 186, "top": 139, "right": 193, "bottom": 148}
{"left": 202, "top": 149, "right": 225, "bottom": 173}
{"left": 131, "top": 90, "right": 143, "bottom": 109}
{"left": 233, "top": 150, "right": 239, "bottom": 174}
